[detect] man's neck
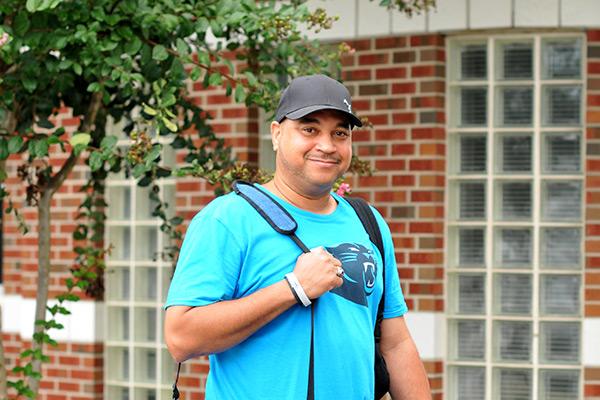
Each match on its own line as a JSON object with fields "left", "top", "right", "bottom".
{"left": 264, "top": 177, "right": 336, "bottom": 215}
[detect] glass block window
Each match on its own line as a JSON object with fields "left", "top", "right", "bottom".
{"left": 447, "top": 34, "right": 583, "bottom": 400}
{"left": 105, "top": 129, "right": 177, "bottom": 400}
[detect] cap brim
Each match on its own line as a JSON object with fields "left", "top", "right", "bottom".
{"left": 284, "top": 105, "right": 363, "bottom": 128}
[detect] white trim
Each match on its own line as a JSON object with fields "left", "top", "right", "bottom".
{"left": 404, "top": 312, "right": 446, "bottom": 359}
{"left": 0, "top": 294, "right": 104, "bottom": 343}
{"left": 583, "top": 319, "right": 600, "bottom": 366}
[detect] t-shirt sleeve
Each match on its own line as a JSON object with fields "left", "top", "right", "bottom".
{"left": 164, "top": 206, "right": 244, "bottom": 309}
{"left": 372, "top": 206, "right": 409, "bottom": 319}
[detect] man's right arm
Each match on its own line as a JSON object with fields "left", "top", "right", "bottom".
{"left": 164, "top": 247, "right": 343, "bottom": 362}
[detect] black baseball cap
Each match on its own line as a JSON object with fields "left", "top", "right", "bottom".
{"left": 274, "top": 74, "right": 362, "bottom": 128}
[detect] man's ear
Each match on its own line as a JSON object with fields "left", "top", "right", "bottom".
{"left": 271, "top": 121, "right": 281, "bottom": 152}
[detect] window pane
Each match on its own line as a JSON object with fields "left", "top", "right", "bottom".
{"left": 500, "top": 42, "right": 533, "bottom": 79}
{"left": 135, "top": 227, "right": 159, "bottom": 261}
{"left": 455, "top": 320, "right": 485, "bottom": 360}
{"left": 540, "top": 322, "right": 580, "bottom": 363}
{"left": 457, "top": 274, "right": 485, "bottom": 314}
{"left": 495, "top": 321, "right": 532, "bottom": 362}
{"left": 500, "top": 182, "right": 532, "bottom": 220}
{"left": 543, "top": 181, "right": 581, "bottom": 221}
{"left": 542, "top": 85, "right": 581, "bottom": 126}
{"left": 497, "top": 368, "right": 532, "bottom": 400}
{"left": 542, "top": 39, "right": 581, "bottom": 79}
{"left": 461, "top": 44, "right": 487, "bottom": 80}
{"left": 106, "top": 267, "right": 130, "bottom": 301}
{"left": 460, "top": 136, "right": 486, "bottom": 173}
{"left": 498, "top": 229, "right": 532, "bottom": 268}
{"left": 107, "top": 306, "right": 129, "bottom": 341}
{"left": 498, "top": 87, "right": 533, "bottom": 126}
{"left": 543, "top": 133, "right": 580, "bottom": 173}
{"left": 459, "top": 228, "right": 485, "bottom": 266}
{"left": 107, "top": 347, "right": 129, "bottom": 381}
{"left": 541, "top": 275, "right": 580, "bottom": 315}
{"left": 461, "top": 88, "right": 487, "bottom": 126}
{"left": 495, "top": 274, "right": 531, "bottom": 315}
{"left": 540, "top": 370, "right": 580, "bottom": 400}
{"left": 108, "top": 226, "right": 131, "bottom": 261}
{"left": 542, "top": 228, "right": 581, "bottom": 269}
{"left": 453, "top": 367, "right": 485, "bottom": 400}
{"left": 460, "top": 182, "right": 485, "bottom": 219}
{"left": 134, "top": 307, "right": 157, "bottom": 342}
{"left": 136, "top": 186, "right": 160, "bottom": 220}
{"left": 135, "top": 267, "right": 158, "bottom": 301}
{"left": 135, "top": 389, "right": 157, "bottom": 400}
{"left": 107, "top": 186, "right": 131, "bottom": 220}
{"left": 135, "top": 348, "right": 157, "bottom": 382}
{"left": 500, "top": 135, "right": 531, "bottom": 172}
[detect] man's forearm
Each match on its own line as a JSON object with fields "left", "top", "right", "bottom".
{"left": 165, "top": 280, "right": 297, "bottom": 362}
{"left": 383, "top": 337, "right": 431, "bottom": 400}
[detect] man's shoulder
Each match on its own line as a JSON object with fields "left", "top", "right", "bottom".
{"left": 195, "top": 190, "right": 253, "bottom": 221}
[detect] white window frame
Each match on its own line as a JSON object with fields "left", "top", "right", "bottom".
{"left": 445, "top": 32, "right": 585, "bottom": 400}
{"left": 104, "top": 125, "right": 177, "bottom": 400}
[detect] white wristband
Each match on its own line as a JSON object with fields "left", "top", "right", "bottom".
{"left": 284, "top": 272, "right": 312, "bottom": 307}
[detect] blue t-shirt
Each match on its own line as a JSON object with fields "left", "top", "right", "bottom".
{"left": 165, "top": 185, "right": 408, "bottom": 399}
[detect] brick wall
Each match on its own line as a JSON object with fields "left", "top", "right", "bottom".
{"left": 341, "top": 34, "right": 446, "bottom": 316}
{"left": 586, "top": 28, "right": 600, "bottom": 400}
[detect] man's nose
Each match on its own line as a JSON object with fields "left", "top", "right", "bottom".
{"left": 314, "top": 133, "right": 335, "bottom": 153}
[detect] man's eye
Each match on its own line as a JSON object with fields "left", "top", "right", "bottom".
{"left": 302, "top": 127, "right": 316, "bottom": 134}
{"left": 335, "top": 130, "right": 350, "bottom": 138}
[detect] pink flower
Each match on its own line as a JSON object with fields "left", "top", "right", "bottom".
{"left": 0, "top": 32, "right": 9, "bottom": 47}
{"left": 336, "top": 183, "right": 351, "bottom": 197}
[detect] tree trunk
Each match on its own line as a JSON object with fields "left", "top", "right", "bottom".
{"left": 27, "top": 190, "right": 52, "bottom": 397}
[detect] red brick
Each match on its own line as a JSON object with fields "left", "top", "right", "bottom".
{"left": 409, "top": 283, "right": 443, "bottom": 295}
{"left": 375, "top": 159, "right": 406, "bottom": 171}
{"left": 392, "top": 112, "right": 416, "bottom": 124}
{"left": 392, "top": 82, "right": 416, "bottom": 94}
{"left": 411, "top": 96, "right": 445, "bottom": 108}
{"left": 357, "top": 145, "right": 388, "bottom": 156}
{"left": 375, "top": 129, "right": 407, "bottom": 140}
{"left": 588, "top": 30, "right": 600, "bottom": 43}
{"left": 411, "top": 191, "right": 443, "bottom": 202}
{"left": 362, "top": 113, "right": 389, "bottom": 125}
{"left": 342, "top": 69, "right": 372, "bottom": 81}
{"left": 412, "top": 127, "right": 445, "bottom": 140}
{"left": 411, "top": 65, "right": 445, "bottom": 78}
{"left": 409, "top": 222, "right": 443, "bottom": 234}
{"left": 222, "top": 107, "right": 248, "bottom": 118}
{"left": 375, "top": 98, "right": 407, "bottom": 110}
{"left": 376, "top": 67, "right": 407, "bottom": 79}
{"left": 585, "top": 384, "right": 600, "bottom": 396}
{"left": 61, "top": 117, "right": 81, "bottom": 127}
{"left": 391, "top": 143, "right": 415, "bottom": 155}
{"left": 410, "top": 34, "right": 444, "bottom": 47}
{"left": 358, "top": 53, "right": 389, "bottom": 65}
{"left": 392, "top": 175, "right": 416, "bottom": 186}
{"left": 375, "top": 37, "right": 407, "bottom": 49}
{"left": 589, "top": 94, "right": 600, "bottom": 107}
{"left": 346, "top": 39, "right": 372, "bottom": 51}
{"left": 589, "top": 62, "right": 600, "bottom": 75}
{"left": 358, "top": 175, "right": 388, "bottom": 187}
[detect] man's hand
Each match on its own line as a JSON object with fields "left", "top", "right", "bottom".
{"left": 293, "top": 246, "right": 344, "bottom": 299}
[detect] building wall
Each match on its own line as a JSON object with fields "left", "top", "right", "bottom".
{"left": 585, "top": 29, "right": 600, "bottom": 400}
{"left": 2, "top": 5, "right": 600, "bottom": 398}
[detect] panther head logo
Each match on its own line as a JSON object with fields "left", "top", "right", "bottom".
{"left": 326, "top": 242, "right": 378, "bottom": 307}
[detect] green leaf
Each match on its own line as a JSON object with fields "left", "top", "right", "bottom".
{"left": 234, "top": 84, "right": 246, "bottom": 103}
{"left": 33, "top": 139, "right": 49, "bottom": 157}
{"left": 7, "top": 136, "right": 22, "bottom": 154}
{"left": 190, "top": 66, "right": 201, "bottom": 81}
{"left": 0, "top": 138, "right": 8, "bottom": 160}
{"left": 87, "top": 82, "right": 101, "bottom": 92}
{"left": 152, "top": 45, "right": 169, "bottom": 61}
{"left": 26, "top": 0, "right": 42, "bottom": 12}
{"left": 132, "top": 163, "right": 147, "bottom": 178}
{"left": 176, "top": 38, "right": 189, "bottom": 57}
{"left": 73, "top": 63, "right": 82, "bottom": 75}
{"left": 142, "top": 104, "right": 158, "bottom": 116}
{"left": 161, "top": 117, "right": 178, "bottom": 133}
{"left": 100, "top": 135, "right": 118, "bottom": 152}
{"left": 14, "top": 12, "right": 31, "bottom": 36}
{"left": 89, "top": 151, "right": 103, "bottom": 171}
{"left": 22, "top": 77, "right": 37, "bottom": 93}
{"left": 208, "top": 72, "right": 222, "bottom": 87}
{"left": 69, "top": 132, "right": 91, "bottom": 148}
{"left": 170, "top": 136, "right": 187, "bottom": 149}
{"left": 244, "top": 71, "right": 258, "bottom": 86}
{"left": 124, "top": 37, "right": 142, "bottom": 55}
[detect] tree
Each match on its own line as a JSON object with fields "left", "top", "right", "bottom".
{"left": 0, "top": 0, "right": 433, "bottom": 397}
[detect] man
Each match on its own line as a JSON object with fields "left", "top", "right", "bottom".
{"left": 164, "top": 74, "right": 431, "bottom": 399}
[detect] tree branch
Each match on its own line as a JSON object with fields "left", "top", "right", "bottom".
{"left": 47, "top": 90, "right": 102, "bottom": 194}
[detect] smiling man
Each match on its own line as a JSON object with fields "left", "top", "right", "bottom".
{"left": 164, "top": 75, "right": 431, "bottom": 400}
